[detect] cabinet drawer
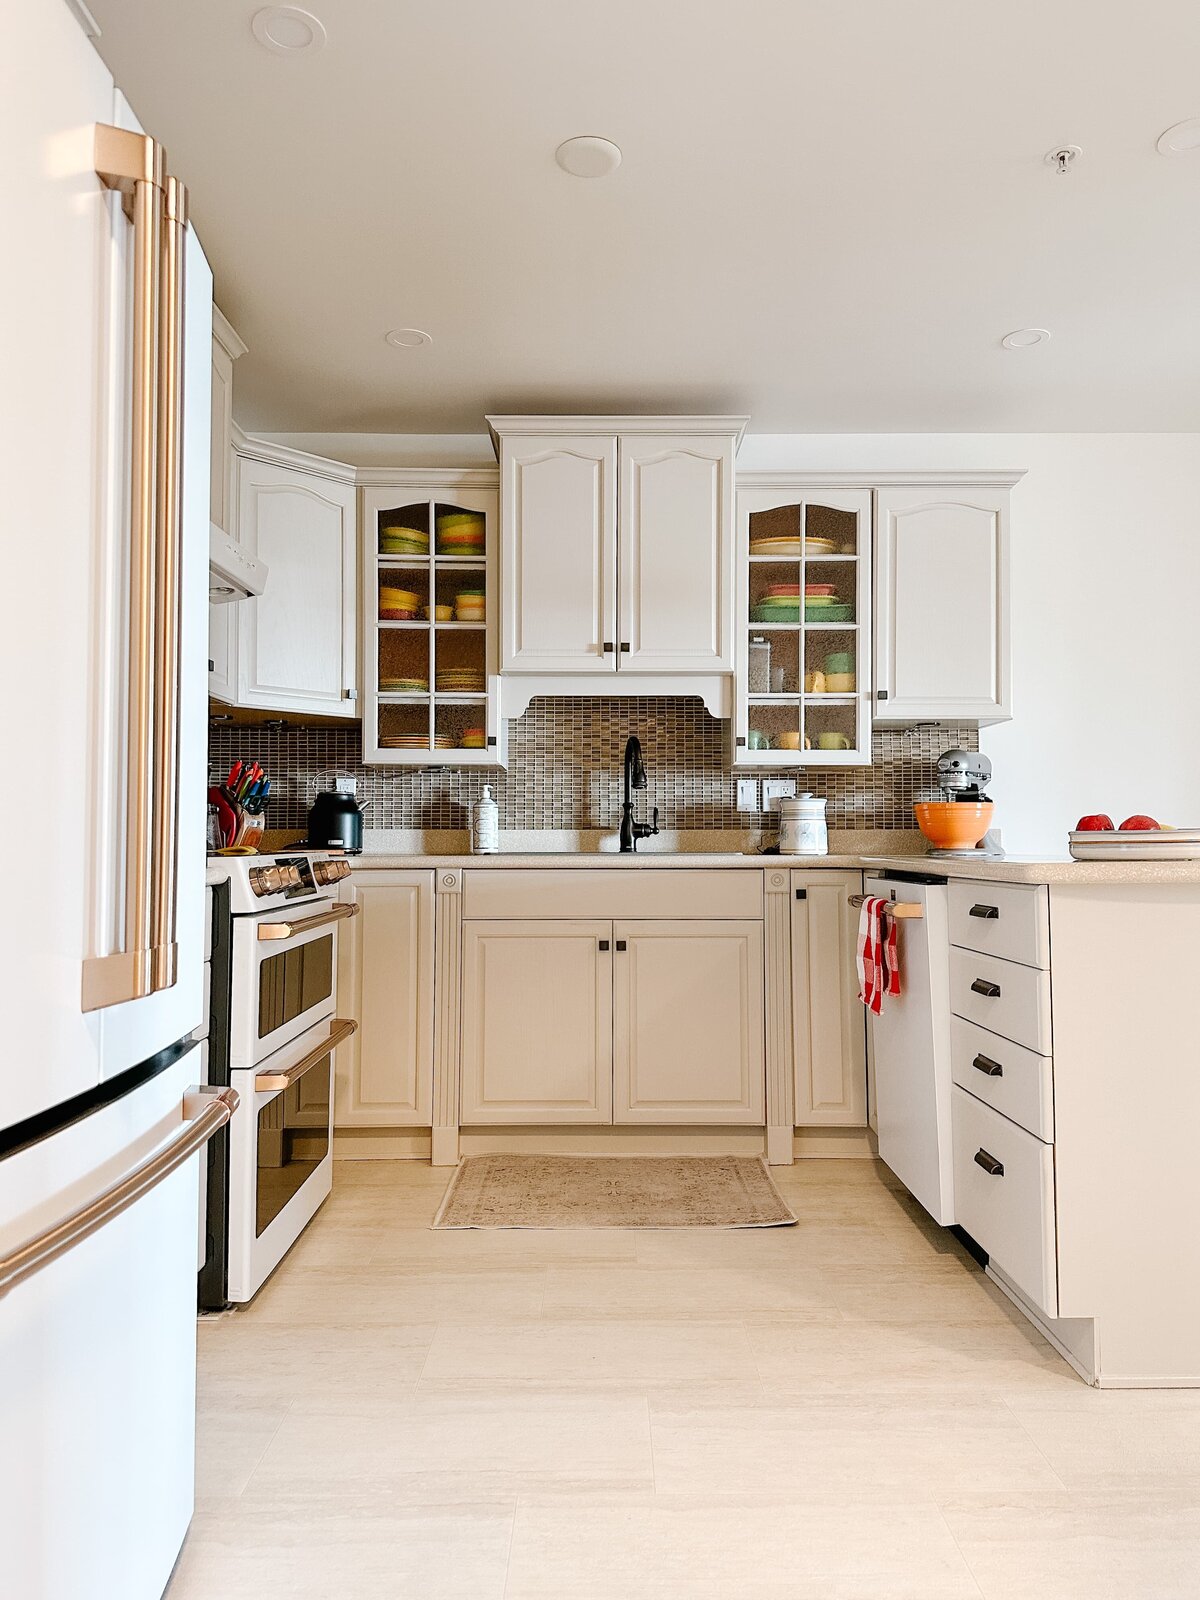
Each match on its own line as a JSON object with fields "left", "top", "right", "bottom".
{"left": 950, "top": 947, "right": 1051, "bottom": 1055}
{"left": 951, "top": 1016, "right": 1053, "bottom": 1142}
{"left": 952, "top": 1086, "right": 1057, "bottom": 1315}
{"left": 462, "top": 868, "right": 762, "bottom": 922}
{"left": 948, "top": 880, "right": 1048, "bottom": 969}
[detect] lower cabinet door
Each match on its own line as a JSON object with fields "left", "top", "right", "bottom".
{"left": 461, "top": 920, "right": 614, "bottom": 1123}
{"left": 612, "top": 920, "right": 765, "bottom": 1125}
{"left": 791, "top": 870, "right": 868, "bottom": 1125}
{"left": 335, "top": 872, "right": 434, "bottom": 1126}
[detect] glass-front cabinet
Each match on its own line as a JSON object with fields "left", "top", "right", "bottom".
{"left": 734, "top": 486, "right": 872, "bottom": 766}
{"left": 362, "top": 481, "right": 507, "bottom": 766}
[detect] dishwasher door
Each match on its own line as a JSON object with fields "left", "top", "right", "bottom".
{"left": 867, "top": 873, "right": 955, "bottom": 1226}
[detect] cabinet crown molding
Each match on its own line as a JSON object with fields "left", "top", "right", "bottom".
{"left": 231, "top": 423, "right": 358, "bottom": 484}
{"left": 737, "top": 469, "right": 1026, "bottom": 490}
{"left": 486, "top": 415, "right": 750, "bottom": 454}
{"left": 355, "top": 465, "right": 499, "bottom": 489}
{"left": 212, "top": 305, "right": 248, "bottom": 363}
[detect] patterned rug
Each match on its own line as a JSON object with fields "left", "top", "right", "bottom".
{"left": 432, "top": 1153, "right": 796, "bottom": 1230}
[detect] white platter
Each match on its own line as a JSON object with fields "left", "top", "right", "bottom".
{"left": 1068, "top": 829, "right": 1200, "bottom": 861}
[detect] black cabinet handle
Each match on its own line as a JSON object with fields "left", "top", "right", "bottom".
{"left": 971, "top": 978, "right": 1002, "bottom": 998}
{"left": 877, "top": 690, "right": 889, "bottom": 701}
{"left": 972, "top": 1053, "right": 1003, "bottom": 1077}
{"left": 969, "top": 904, "right": 999, "bottom": 920}
{"left": 619, "top": 642, "right": 630, "bottom": 653}
{"left": 602, "top": 641, "right": 614, "bottom": 653}
{"left": 598, "top": 939, "right": 610, "bottom": 952}
{"left": 795, "top": 888, "right": 807, "bottom": 900}
{"left": 615, "top": 939, "right": 627, "bottom": 952}
{"left": 735, "top": 736, "right": 746, "bottom": 747}
{"left": 974, "top": 1148, "right": 1004, "bottom": 1177}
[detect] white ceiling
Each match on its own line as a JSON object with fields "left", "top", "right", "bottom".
{"left": 89, "top": 0, "right": 1200, "bottom": 434}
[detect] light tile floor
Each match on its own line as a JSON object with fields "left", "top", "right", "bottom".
{"left": 169, "top": 1158, "right": 1200, "bottom": 1599}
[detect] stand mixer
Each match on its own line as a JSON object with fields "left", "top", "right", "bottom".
{"left": 915, "top": 748, "right": 1005, "bottom": 857}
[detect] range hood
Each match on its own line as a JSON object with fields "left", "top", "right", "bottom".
{"left": 209, "top": 521, "right": 268, "bottom": 603}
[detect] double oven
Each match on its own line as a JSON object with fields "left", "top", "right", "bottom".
{"left": 201, "top": 853, "right": 358, "bottom": 1307}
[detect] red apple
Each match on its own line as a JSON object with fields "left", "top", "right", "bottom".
{"left": 1075, "top": 814, "right": 1115, "bottom": 831}
{"left": 1119, "top": 814, "right": 1159, "bottom": 831}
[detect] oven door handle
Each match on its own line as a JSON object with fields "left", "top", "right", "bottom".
{"left": 256, "top": 902, "right": 359, "bottom": 943}
{"left": 254, "top": 1018, "right": 358, "bottom": 1093}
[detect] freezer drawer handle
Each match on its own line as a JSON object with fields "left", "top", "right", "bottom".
{"left": 970, "top": 978, "right": 1002, "bottom": 998}
{"left": 969, "top": 904, "right": 999, "bottom": 919}
{"left": 256, "top": 902, "right": 360, "bottom": 943}
{"left": 973, "top": 1148, "right": 1005, "bottom": 1177}
{"left": 0, "top": 1085, "right": 238, "bottom": 1302}
{"left": 255, "top": 1018, "right": 357, "bottom": 1092}
{"left": 972, "top": 1053, "right": 1004, "bottom": 1077}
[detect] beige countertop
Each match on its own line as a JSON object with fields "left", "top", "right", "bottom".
{"left": 349, "top": 829, "right": 1200, "bottom": 886}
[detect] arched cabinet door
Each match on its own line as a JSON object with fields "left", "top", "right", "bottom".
{"left": 499, "top": 435, "right": 617, "bottom": 673}
{"left": 236, "top": 455, "right": 358, "bottom": 715}
{"left": 874, "top": 485, "right": 1013, "bottom": 725}
{"left": 618, "top": 434, "right": 735, "bottom": 672}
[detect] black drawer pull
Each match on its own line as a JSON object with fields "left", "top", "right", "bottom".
{"left": 972, "top": 1053, "right": 1003, "bottom": 1077}
{"left": 974, "top": 1148, "right": 1004, "bottom": 1177}
{"left": 971, "top": 978, "right": 1002, "bottom": 998}
{"left": 598, "top": 939, "right": 610, "bottom": 952}
{"left": 615, "top": 939, "right": 627, "bottom": 952}
{"left": 969, "top": 904, "right": 999, "bottom": 920}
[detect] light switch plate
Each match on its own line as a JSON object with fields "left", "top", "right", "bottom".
{"left": 736, "top": 778, "right": 759, "bottom": 813}
{"left": 761, "top": 778, "right": 797, "bottom": 814}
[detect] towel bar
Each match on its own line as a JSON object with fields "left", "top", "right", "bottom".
{"left": 848, "top": 894, "right": 924, "bottom": 919}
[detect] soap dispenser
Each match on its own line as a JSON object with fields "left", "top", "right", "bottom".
{"left": 471, "top": 784, "right": 499, "bottom": 854}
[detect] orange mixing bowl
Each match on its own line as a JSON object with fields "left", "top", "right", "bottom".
{"left": 914, "top": 801, "right": 994, "bottom": 850}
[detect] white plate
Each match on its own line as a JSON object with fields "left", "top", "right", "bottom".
{"left": 1068, "top": 829, "right": 1200, "bottom": 860}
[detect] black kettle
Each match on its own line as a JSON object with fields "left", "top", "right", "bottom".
{"left": 307, "top": 785, "right": 365, "bottom": 854}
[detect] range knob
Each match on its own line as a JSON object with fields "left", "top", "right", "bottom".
{"left": 249, "top": 867, "right": 269, "bottom": 896}
{"left": 282, "top": 863, "right": 303, "bottom": 889}
{"left": 312, "top": 860, "right": 332, "bottom": 886}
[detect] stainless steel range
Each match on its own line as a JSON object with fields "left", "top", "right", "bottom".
{"left": 200, "top": 852, "right": 357, "bottom": 1308}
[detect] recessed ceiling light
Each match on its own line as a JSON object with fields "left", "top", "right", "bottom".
{"left": 1001, "top": 328, "right": 1051, "bottom": 350}
{"left": 555, "top": 136, "right": 623, "bottom": 179}
{"left": 1157, "top": 118, "right": 1200, "bottom": 155}
{"left": 385, "top": 328, "right": 432, "bottom": 349}
{"left": 251, "top": 6, "right": 326, "bottom": 55}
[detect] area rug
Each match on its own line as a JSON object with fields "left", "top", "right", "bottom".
{"left": 432, "top": 1153, "right": 797, "bottom": 1230}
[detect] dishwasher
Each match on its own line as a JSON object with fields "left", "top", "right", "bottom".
{"left": 865, "top": 870, "right": 955, "bottom": 1225}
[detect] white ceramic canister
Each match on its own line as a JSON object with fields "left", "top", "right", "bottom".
{"left": 471, "top": 784, "right": 499, "bottom": 854}
{"left": 779, "top": 792, "right": 828, "bottom": 855}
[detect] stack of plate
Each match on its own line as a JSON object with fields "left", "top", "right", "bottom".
{"left": 751, "top": 583, "right": 802, "bottom": 623}
{"left": 455, "top": 587, "right": 486, "bottom": 621}
{"left": 436, "top": 511, "right": 486, "bottom": 555}
{"left": 380, "top": 585, "right": 422, "bottom": 621}
{"left": 804, "top": 535, "right": 839, "bottom": 555}
{"left": 379, "top": 526, "right": 429, "bottom": 557}
{"left": 380, "top": 732, "right": 457, "bottom": 751}
{"left": 436, "top": 668, "right": 485, "bottom": 694}
{"left": 379, "top": 675, "right": 429, "bottom": 694}
{"left": 1068, "top": 828, "right": 1200, "bottom": 861}
{"left": 460, "top": 727, "right": 486, "bottom": 749}
{"left": 749, "top": 535, "right": 802, "bottom": 558}
{"left": 805, "top": 602, "right": 854, "bottom": 623}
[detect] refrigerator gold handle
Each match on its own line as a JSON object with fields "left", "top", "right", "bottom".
{"left": 149, "top": 175, "right": 188, "bottom": 993}
{"left": 0, "top": 1086, "right": 238, "bottom": 1301}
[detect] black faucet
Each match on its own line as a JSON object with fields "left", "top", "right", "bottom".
{"left": 619, "top": 735, "right": 660, "bottom": 853}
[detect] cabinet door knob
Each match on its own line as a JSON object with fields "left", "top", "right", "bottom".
{"left": 343, "top": 688, "right": 358, "bottom": 701}
{"left": 615, "top": 939, "right": 627, "bottom": 952}
{"left": 795, "top": 888, "right": 807, "bottom": 900}
{"left": 969, "top": 904, "right": 999, "bottom": 920}
{"left": 876, "top": 689, "right": 889, "bottom": 701}
{"left": 970, "top": 978, "right": 1002, "bottom": 998}
{"left": 598, "top": 939, "right": 610, "bottom": 952}
{"left": 973, "top": 1148, "right": 1004, "bottom": 1177}
{"left": 619, "top": 642, "right": 630, "bottom": 653}
{"left": 972, "top": 1053, "right": 1003, "bottom": 1077}
{"left": 735, "top": 736, "right": 746, "bottom": 747}
{"left": 602, "top": 641, "right": 615, "bottom": 653}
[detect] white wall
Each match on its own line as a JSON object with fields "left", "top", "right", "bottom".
{"left": 267, "top": 428, "right": 1200, "bottom": 857}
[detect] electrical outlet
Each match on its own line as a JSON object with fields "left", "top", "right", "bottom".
{"left": 761, "top": 778, "right": 797, "bottom": 814}
{"left": 735, "top": 778, "right": 759, "bottom": 813}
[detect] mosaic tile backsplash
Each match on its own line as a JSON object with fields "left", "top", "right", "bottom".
{"left": 209, "top": 698, "right": 977, "bottom": 836}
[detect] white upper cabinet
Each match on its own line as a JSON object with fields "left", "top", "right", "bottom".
{"left": 236, "top": 451, "right": 358, "bottom": 716}
{"left": 874, "top": 481, "right": 1018, "bottom": 725}
{"left": 207, "top": 308, "right": 246, "bottom": 704}
{"left": 619, "top": 434, "right": 734, "bottom": 672}
{"left": 499, "top": 434, "right": 617, "bottom": 673}
{"left": 490, "top": 416, "right": 746, "bottom": 697}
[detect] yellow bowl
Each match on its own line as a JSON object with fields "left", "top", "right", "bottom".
{"left": 914, "top": 801, "right": 994, "bottom": 850}
{"left": 424, "top": 604, "right": 454, "bottom": 621}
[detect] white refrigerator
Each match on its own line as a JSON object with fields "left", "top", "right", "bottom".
{"left": 0, "top": 3, "right": 221, "bottom": 1596}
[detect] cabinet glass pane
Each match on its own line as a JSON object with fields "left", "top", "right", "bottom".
{"left": 433, "top": 501, "right": 486, "bottom": 559}
{"left": 377, "top": 564, "right": 429, "bottom": 622}
{"left": 748, "top": 503, "right": 803, "bottom": 555}
{"left": 378, "top": 701, "right": 432, "bottom": 753}
{"left": 378, "top": 501, "right": 431, "bottom": 558}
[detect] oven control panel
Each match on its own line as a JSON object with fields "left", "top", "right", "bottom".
{"left": 247, "top": 855, "right": 351, "bottom": 898}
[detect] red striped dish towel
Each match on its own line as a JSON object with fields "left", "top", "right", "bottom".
{"left": 857, "top": 898, "right": 902, "bottom": 1013}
